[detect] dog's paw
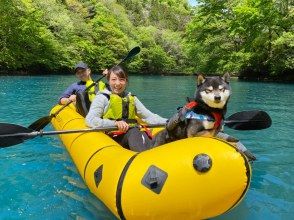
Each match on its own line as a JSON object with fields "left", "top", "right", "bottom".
{"left": 166, "top": 113, "right": 181, "bottom": 131}
{"left": 229, "top": 141, "right": 257, "bottom": 161}
{"left": 234, "top": 141, "right": 247, "bottom": 152}
{"left": 243, "top": 150, "right": 257, "bottom": 161}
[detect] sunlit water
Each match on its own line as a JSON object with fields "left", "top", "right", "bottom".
{"left": 0, "top": 75, "right": 293, "bottom": 219}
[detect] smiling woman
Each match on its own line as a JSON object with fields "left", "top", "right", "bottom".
{"left": 85, "top": 66, "right": 167, "bottom": 152}
{"left": 107, "top": 66, "right": 128, "bottom": 95}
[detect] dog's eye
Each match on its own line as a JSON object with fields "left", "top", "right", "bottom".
{"left": 205, "top": 89, "right": 212, "bottom": 93}
{"left": 219, "top": 88, "right": 225, "bottom": 92}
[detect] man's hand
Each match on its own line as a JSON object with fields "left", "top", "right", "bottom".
{"left": 102, "top": 69, "right": 109, "bottom": 76}
{"left": 68, "top": 94, "right": 77, "bottom": 103}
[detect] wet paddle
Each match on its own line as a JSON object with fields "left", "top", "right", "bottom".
{"left": 0, "top": 110, "right": 271, "bottom": 148}
{"left": 28, "top": 46, "right": 141, "bottom": 131}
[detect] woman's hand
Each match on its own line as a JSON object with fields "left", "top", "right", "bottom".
{"left": 115, "top": 120, "right": 129, "bottom": 132}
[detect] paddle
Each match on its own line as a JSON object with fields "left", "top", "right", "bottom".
{"left": 0, "top": 123, "right": 165, "bottom": 148}
{"left": 224, "top": 110, "right": 272, "bottom": 130}
{"left": 0, "top": 110, "right": 271, "bottom": 148}
{"left": 28, "top": 46, "right": 141, "bottom": 131}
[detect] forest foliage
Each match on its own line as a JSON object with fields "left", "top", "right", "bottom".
{"left": 0, "top": 0, "right": 293, "bottom": 79}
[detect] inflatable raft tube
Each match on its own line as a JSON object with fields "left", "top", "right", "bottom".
{"left": 50, "top": 104, "right": 251, "bottom": 220}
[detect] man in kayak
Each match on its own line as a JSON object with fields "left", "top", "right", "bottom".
{"left": 59, "top": 61, "right": 107, "bottom": 105}
{"left": 85, "top": 66, "right": 167, "bottom": 152}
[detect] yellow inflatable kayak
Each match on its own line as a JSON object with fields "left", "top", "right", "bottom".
{"left": 50, "top": 104, "right": 251, "bottom": 220}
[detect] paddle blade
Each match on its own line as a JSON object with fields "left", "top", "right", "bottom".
{"left": 225, "top": 110, "right": 272, "bottom": 130}
{"left": 119, "top": 46, "right": 141, "bottom": 65}
{"left": 0, "top": 123, "right": 33, "bottom": 147}
{"left": 28, "top": 115, "right": 52, "bottom": 131}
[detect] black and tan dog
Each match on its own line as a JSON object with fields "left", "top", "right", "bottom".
{"left": 153, "top": 73, "right": 231, "bottom": 146}
{"left": 152, "top": 73, "right": 256, "bottom": 161}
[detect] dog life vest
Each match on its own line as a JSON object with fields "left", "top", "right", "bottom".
{"left": 184, "top": 101, "right": 223, "bottom": 129}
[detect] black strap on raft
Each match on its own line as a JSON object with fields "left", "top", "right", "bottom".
{"left": 76, "top": 91, "right": 91, "bottom": 117}
{"left": 116, "top": 154, "right": 138, "bottom": 220}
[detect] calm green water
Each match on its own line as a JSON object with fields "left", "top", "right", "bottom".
{"left": 0, "top": 75, "right": 293, "bottom": 219}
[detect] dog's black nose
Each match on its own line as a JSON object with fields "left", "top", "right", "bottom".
{"left": 214, "top": 96, "right": 221, "bottom": 101}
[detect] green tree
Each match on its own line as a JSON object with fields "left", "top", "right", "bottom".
{"left": 0, "top": 0, "right": 192, "bottom": 75}
{"left": 0, "top": 0, "right": 63, "bottom": 71}
{"left": 186, "top": 0, "right": 294, "bottom": 78}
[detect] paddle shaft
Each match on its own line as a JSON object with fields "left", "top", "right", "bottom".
{"left": 0, "top": 110, "right": 271, "bottom": 148}
{"left": 0, "top": 124, "right": 165, "bottom": 138}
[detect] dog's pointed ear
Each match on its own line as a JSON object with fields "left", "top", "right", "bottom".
{"left": 197, "top": 74, "right": 205, "bottom": 86}
{"left": 223, "top": 73, "right": 230, "bottom": 83}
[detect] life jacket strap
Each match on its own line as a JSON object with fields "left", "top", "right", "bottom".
{"left": 107, "top": 130, "right": 126, "bottom": 137}
{"left": 211, "top": 112, "right": 223, "bottom": 129}
{"left": 185, "top": 101, "right": 198, "bottom": 109}
{"left": 141, "top": 124, "right": 153, "bottom": 139}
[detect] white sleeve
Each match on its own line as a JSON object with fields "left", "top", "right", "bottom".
{"left": 85, "top": 94, "right": 116, "bottom": 128}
